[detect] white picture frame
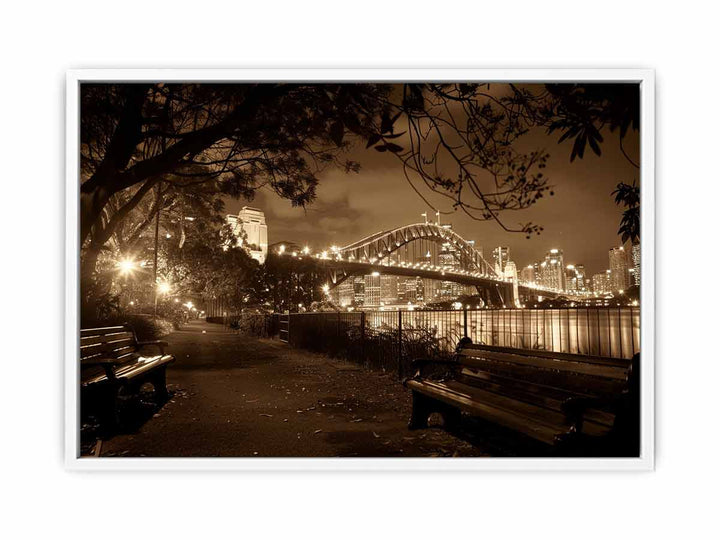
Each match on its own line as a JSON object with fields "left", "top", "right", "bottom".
{"left": 65, "top": 68, "right": 655, "bottom": 471}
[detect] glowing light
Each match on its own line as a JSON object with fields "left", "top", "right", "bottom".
{"left": 157, "top": 281, "right": 171, "bottom": 295}
{"left": 371, "top": 271, "right": 380, "bottom": 277}
{"left": 322, "top": 284, "right": 330, "bottom": 295}
{"left": 116, "top": 258, "right": 138, "bottom": 276}
{"left": 278, "top": 245, "right": 286, "bottom": 254}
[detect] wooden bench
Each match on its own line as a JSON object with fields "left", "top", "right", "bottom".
{"left": 80, "top": 324, "right": 175, "bottom": 426}
{"left": 404, "top": 339, "right": 639, "bottom": 456}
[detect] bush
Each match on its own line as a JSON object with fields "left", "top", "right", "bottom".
{"left": 121, "top": 314, "right": 175, "bottom": 341}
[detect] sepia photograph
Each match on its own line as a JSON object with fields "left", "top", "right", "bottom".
{"left": 68, "top": 71, "right": 653, "bottom": 467}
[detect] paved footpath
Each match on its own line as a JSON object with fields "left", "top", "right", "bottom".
{"left": 98, "top": 319, "right": 491, "bottom": 457}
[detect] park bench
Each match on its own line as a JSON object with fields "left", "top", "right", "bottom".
{"left": 404, "top": 339, "right": 639, "bottom": 456}
{"left": 80, "top": 324, "right": 175, "bottom": 426}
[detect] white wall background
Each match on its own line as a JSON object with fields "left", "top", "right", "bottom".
{"left": 0, "top": 1, "right": 717, "bottom": 538}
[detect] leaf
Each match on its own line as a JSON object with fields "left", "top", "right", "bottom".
{"left": 384, "top": 142, "right": 403, "bottom": 153}
{"left": 365, "top": 133, "right": 382, "bottom": 149}
{"left": 329, "top": 121, "right": 344, "bottom": 147}
{"left": 374, "top": 145, "right": 388, "bottom": 152}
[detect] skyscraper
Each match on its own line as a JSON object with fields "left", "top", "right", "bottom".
{"left": 226, "top": 206, "right": 269, "bottom": 264}
{"left": 363, "top": 273, "right": 381, "bottom": 307}
{"left": 380, "top": 275, "right": 398, "bottom": 304}
{"left": 337, "top": 279, "right": 355, "bottom": 307}
{"left": 575, "top": 264, "right": 587, "bottom": 291}
{"left": 519, "top": 264, "right": 536, "bottom": 285}
{"left": 492, "top": 246, "right": 510, "bottom": 275}
{"left": 353, "top": 276, "right": 365, "bottom": 306}
{"left": 539, "top": 248, "right": 565, "bottom": 290}
{"left": 631, "top": 244, "right": 640, "bottom": 286}
{"left": 609, "top": 246, "right": 630, "bottom": 291}
{"left": 592, "top": 273, "right": 609, "bottom": 294}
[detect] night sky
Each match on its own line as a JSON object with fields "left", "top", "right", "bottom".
{"left": 226, "top": 85, "right": 640, "bottom": 277}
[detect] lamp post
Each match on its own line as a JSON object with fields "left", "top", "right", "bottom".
{"left": 152, "top": 182, "right": 163, "bottom": 318}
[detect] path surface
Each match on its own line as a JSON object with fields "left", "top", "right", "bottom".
{"left": 98, "top": 320, "right": 493, "bottom": 457}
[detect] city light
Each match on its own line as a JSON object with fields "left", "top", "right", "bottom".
{"left": 116, "top": 257, "right": 138, "bottom": 276}
{"left": 156, "top": 281, "right": 171, "bottom": 295}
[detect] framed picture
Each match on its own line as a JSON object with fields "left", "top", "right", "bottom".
{"left": 65, "top": 69, "right": 654, "bottom": 470}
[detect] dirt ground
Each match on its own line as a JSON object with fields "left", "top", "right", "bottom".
{"left": 88, "top": 319, "right": 523, "bottom": 458}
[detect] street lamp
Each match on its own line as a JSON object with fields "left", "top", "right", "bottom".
{"left": 116, "top": 257, "right": 138, "bottom": 276}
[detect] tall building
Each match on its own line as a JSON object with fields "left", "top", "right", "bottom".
{"left": 492, "top": 246, "right": 510, "bottom": 275}
{"left": 398, "top": 276, "right": 424, "bottom": 304}
{"left": 539, "top": 248, "right": 565, "bottom": 290}
{"left": 565, "top": 265, "right": 579, "bottom": 292}
{"left": 520, "top": 264, "right": 536, "bottom": 285}
{"left": 363, "top": 273, "right": 381, "bottom": 307}
{"left": 337, "top": 279, "right": 355, "bottom": 307}
{"left": 592, "top": 273, "right": 609, "bottom": 294}
{"left": 609, "top": 246, "right": 630, "bottom": 292}
{"left": 380, "top": 275, "right": 399, "bottom": 304}
{"left": 226, "top": 206, "right": 268, "bottom": 264}
{"left": 631, "top": 244, "right": 640, "bottom": 286}
{"left": 438, "top": 241, "right": 464, "bottom": 300}
{"left": 575, "top": 264, "right": 587, "bottom": 291}
{"left": 353, "top": 276, "right": 365, "bottom": 306}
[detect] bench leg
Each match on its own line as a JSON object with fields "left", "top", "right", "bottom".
{"left": 98, "top": 385, "right": 121, "bottom": 429}
{"left": 151, "top": 366, "right": 169, "bottom": 402}
{"left": 408, "top": 391, "right": 434, "bottom": 430}
{"left": 441, "top": 406, "right": 462, "bottom": 431}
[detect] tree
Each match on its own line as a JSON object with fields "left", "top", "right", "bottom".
{"left": 80, "top": 83, "right": 558, "bottom": 273}
{"left": 542, "top": 84, "right": 640, "bottom": 243}
{"left": 161, "top": 213, "right": 263, "bottom": 313}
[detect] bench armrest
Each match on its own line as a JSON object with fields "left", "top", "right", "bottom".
{"left": 82, "top": 357, "right": 121, "bottom": 366}
{"left": 80, "top": 357, "right": 120, "bottom": 380}
{"left": 137, "top": 340, "right": 169, "bottom": 354}
{"left": 404, "top": 357, "right": 459, "bottom": 384}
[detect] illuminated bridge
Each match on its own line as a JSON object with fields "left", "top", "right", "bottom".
{"left": 277, "top": 222, "right": 582, "bottom": 307}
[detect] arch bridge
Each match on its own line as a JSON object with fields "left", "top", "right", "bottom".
{"left": 279, "top": 222, "right": 573, "bottom": 307}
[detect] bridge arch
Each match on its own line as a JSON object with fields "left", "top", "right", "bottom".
{"left": 337, "top": 223, "right": 499, "bottom": 277}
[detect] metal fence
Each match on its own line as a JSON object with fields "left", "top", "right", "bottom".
{"left": 208, "top": 307, "right": 640, "bottom": 376}
{"left": 285, "top": 307, "right": 640, "bottom": 374}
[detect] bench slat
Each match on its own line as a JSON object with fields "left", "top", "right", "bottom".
{"left": 458, "top": 348, "right": 628, "bottom": 380}
{"left": 458, "top": 368, "right": 615, "bottom": 428}
{"left": 80, "top": 341, "right": 137, "bottom": 360}
{"left": 463, "top": 344, "right": 630, "bottom": 368}
{"left": 80, "top": 332, "right": 134, "bottom": 347}
{"left": 80, "top": 326, "right": 128, "bottom": 337}
{"left": 407, "top": 379, "right": 565, "bottom": 446}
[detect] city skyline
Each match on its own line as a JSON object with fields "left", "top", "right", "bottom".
{"left": 232, "top": 205, "right": 637, "bottom": 298}
{"left": 225, "top": 119, "right": 638, "bottom": 278}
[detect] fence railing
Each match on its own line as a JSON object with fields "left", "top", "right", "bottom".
{"left": 287, "top": 307, "right": 639, "bottom": 371}
{"left": 210, "top": 307, "right": 640, "bottom": 376}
